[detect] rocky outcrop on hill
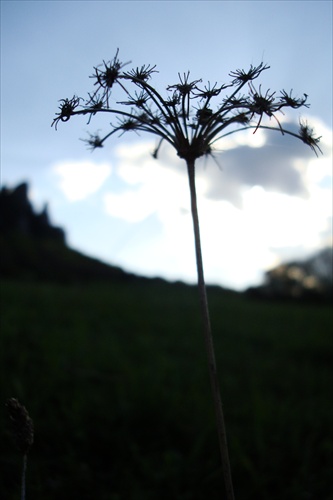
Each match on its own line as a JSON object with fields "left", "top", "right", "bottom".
{"left": 0, "top": 182, "right": 65, "bottom": 243}
{"left": 0, "top": 182, "right": 136, "bottom": 283}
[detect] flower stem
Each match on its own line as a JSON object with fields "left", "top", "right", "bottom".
{"left": 21, "top": 454, "right": 27, "bottom": 500}
{"left": 186, "top": 159, "right": 235, "bottom": 500}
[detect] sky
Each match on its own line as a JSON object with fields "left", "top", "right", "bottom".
{"left": 1, "top": 0, "right": 332, "bottom": 290}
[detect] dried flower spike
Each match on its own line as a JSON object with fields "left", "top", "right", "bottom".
{"left": 6, "top": 398, "right": 34, "bottom": 455}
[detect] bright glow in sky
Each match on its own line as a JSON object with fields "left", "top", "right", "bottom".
{"left": 1, "top": 1, "right": 332, "bottom": 290}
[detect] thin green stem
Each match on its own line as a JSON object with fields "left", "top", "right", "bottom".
{"left": 186, "top": 159, "right": 235, "bottom": 500}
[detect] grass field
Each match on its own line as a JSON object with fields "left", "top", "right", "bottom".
{"left": 1, "top": 278, "right": 332, "bottom": 499}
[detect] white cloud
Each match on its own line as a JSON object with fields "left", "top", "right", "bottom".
{"left": 103, "top": 142, "right": 197, "bottom": 223}
{"left": 53, "top": 160, "right": 112, "bottom": 201}
{"left": 213, "top": 126, "right": 267, "bottom": 151}
{"left": 96, "top": 118, "right": 332, "bottom": 289}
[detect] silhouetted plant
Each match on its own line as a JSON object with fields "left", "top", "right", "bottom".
{"left": 6, "top": 398, "right": 34, "bottom": 500}
{"left": 52, "top": 49, "right": 322, "bottom": 499}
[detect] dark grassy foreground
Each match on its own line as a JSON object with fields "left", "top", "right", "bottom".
{"left": 1, "top": 278, "right": 332, "bottom": 499}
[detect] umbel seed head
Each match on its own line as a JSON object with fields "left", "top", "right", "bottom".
{"left": 52, "top": 49, "right": 322, "bottom": 158}
{"left": 6, "top": 398, "right": 34, "bottom": 454}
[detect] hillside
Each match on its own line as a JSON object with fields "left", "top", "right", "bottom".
{"left": 1, "top": 183, "right": 332, "bottom": 499}
{"left": 1, "top": 277, "right": 332, "bottom": 500}
{"left": 0, "top": 182, "right": 139, "bottom": 284}
{"left": 1, "top": 182, "right": 332, "bottom": 300}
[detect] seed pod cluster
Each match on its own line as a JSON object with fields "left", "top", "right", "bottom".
{"left": 6, "top": 398, "right": 34, "bottom": 455}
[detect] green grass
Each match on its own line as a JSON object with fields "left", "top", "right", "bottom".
{"left": 1, "top": 279, "right": 332, "bottom": 499}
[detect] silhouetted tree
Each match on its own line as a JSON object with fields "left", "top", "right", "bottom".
{"left": 52, "top": 50, "right": 322, "bottom": 500}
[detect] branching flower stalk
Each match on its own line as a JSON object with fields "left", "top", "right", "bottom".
{"left": 52, "top": 50, "right": 322, "bottom": 499}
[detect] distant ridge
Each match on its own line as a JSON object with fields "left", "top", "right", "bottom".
{"left": 0, "top": 182, "right": 138, "bottom": 284}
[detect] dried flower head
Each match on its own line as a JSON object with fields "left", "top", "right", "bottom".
{"left": 299, "top": 120, "right": 323, "bottom": 156}
{"left": 117, "top": 90, "right": 150, "bottom": 108}
{"left": 196, "top": 106, "right": 214, "bottom": 125}
{"left": 52, "top": 49, "right": 322, "bottom": 160}
{"left": 116, "top": 116, "right": 140, "bottom": 136}
{"left": 167, "top": 71, "right": 202, "bottom": 96}
{"left": 81, "top": 131, "right": 104, "bottom": 150}
{"left": 6, "top": 398, "right": 34, "bottom": 455}
{"left": 89, "top": 48, "right": 131, "bottom": 106}
{"left": 229, "top": 62, "right": 270, "bottom": 84}
{"left": 248, "top": 83, "right": 283, "bottom": 133}
{"left": 279, "top": 89, "right": 309, "bottom": 109}
{"left": 84, "top": 93, "right": 105, "bottom": 123}
{"left": 124, "top": 64, "right": 158, "bottom": 82}
{"left": 194, "top": 81, "right": 230, "bottom": 100}
{"left": 52, "top": 95, "right": 82, "bottom": 130}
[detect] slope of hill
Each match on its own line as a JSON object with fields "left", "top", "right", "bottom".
{"left": 1, "top": 182, "right": 332, "bottom": 301}
{"left": 0, "top": 182, "right": 138, "bottom": 284}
